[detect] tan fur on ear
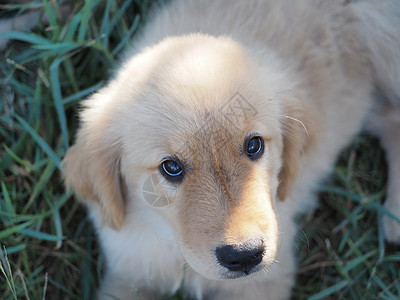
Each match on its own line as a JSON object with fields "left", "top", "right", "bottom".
{"left": 62, "top": 104, "right": 125, "bottom": 230}
{"left": 277, "top": 96, "right": 316, "bottom": 201}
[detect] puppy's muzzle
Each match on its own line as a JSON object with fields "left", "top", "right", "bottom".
{"left": 215, "top": 239, "right": 264, "bottom": 275}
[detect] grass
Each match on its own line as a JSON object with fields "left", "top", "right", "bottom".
{"left": 294, "top": 136, "right": 400, "bottom": 300}
{"left": 0, "top": 1, "right": 399, "bottom": 299}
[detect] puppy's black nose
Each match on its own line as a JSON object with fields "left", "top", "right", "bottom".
{"left": 215, "top": 239, "right": 264, "bottom": 274}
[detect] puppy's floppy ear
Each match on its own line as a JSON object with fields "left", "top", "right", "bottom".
{"left": 62, "top": 90, "right": 125, "bottom": 230}
{"left": 277, "top": 95, "right": 315, "bottom": 201}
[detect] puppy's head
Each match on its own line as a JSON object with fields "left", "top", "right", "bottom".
{"left": 63, "top": 35, "right": 311, "bottom": 280}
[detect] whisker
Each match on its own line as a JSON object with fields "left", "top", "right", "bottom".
{"left": 282, "top": 115, "right": 310, "bottom": 139}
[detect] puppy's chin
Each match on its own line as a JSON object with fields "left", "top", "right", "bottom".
{"left": 218, "top": 263, "right": 268, "bottom": 280}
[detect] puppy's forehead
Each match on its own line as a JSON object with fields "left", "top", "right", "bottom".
{"left": 170, "top": 109, "right": 247, "bottom": 158}
{"left": 155, "top": 37, "right": 252, "bottom": 109}
{"left": 140, "top": 38, "right": 269, "bottom": 130}
{"left": 119, "top": 36, "right": 282, "bottom": 163}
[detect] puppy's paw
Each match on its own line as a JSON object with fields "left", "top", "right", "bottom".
{"left": 383, "top": 198, "right": 400, "bottom": 244}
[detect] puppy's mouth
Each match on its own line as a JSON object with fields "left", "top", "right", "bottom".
{"left": 220, "top": 263, "right": 265, "bottom": 280}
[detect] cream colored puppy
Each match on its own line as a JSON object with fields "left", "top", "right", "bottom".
{"left": 63, "top": 0, "right": 400, "bottom": 299}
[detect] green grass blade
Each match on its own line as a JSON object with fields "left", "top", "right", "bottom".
{"left": 63, "top": 10, "right": 83, "bottom": 42}
{"left": 384, "top": 254, "right": 400, "bottom": 262}
{"left": 0, "top": 192, "right": 71, "bottom": 222}
{"left": 308, "top": 280, "right": 348, "bottom": 300}
{"left": 23, "top": 161, "right": 56, "bottom": 213}
{"left": 102, "top": 0, "right": 132, "bottom": 38}
{"left": 3, "top": 144, "right": 34, "bottom": 171}
{"left": 34, "top": 42, "right": 80, "bottom": 52}
{"left": 50, "top": 57, "right": 69, "bottom": 149}
{"left": 112, "top": 14, "right": 140, "bottom": 55}
{"left": 14, "top": 115, "right": 61, "bottom": 169}
{"left": 3, "top": 244, "right": 26, "bottom": 255}
{"left": 45, "top": 197, "right": 64, "bottom": 249}
{"left": 0, "top": 221, "right": 34, "bottom": 240}
{"left": 343, "top": 251, "right": 375, "bottom": 273}
{"left": 99, "top": 0, "right": 114, "bottom": 47}
{"left": 78, "top": 0, "right": 93, "bottom": 41}
{"left": 0, "top": 246, "right": 18, "bottom": 300}
{"left": 0, "top": 31, "right": 52, "bottom": 46}
{"left": 1, "top": 181, "right": 16, "bottom": 216}
{"left": 377, "top": 211, "right": 385, "bottom": 263}
{"left": 42, "top": 0, "right": 58, "bottom": 38}
{"left": 63, "top": 81, "right": 104, "bottom": 105}
{"left": 18, "top": 228, "right": 65, "bottom": 242}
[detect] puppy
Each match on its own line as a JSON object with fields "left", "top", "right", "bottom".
{"left": 63, "top": 0, "right": 400, "bottom": 299}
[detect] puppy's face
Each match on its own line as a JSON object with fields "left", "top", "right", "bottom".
{"left": 129, "top": 94, "right": 282, "bottom": 280}
{"left": 63, "top": 35, "right": 308, "bottom": 281}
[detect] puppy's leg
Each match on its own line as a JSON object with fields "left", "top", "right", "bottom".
{"left": 97, "top": 273, "right": 155, "bottom": 300}
{"left": 380, "top": 118, "right": 400, "bottom": 243}
{"left": 354, "top": 0, "right": 400, "bottom": 243}
{"left": 368, "top": 103, "right": 400, "bottom": 243}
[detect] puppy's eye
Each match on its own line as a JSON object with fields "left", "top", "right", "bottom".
{"left": 160, "top": 159, "right": 183, "bottom": 181}
{"left": 246, "top": 136, "right": 264, "bottom": 160}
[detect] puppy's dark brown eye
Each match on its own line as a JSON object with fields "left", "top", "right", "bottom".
{"left": 160, "top": 159, "right": 184, "bottom": 182}
{"left": 246, "top": 136, "right": 264, "bottom": 160}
